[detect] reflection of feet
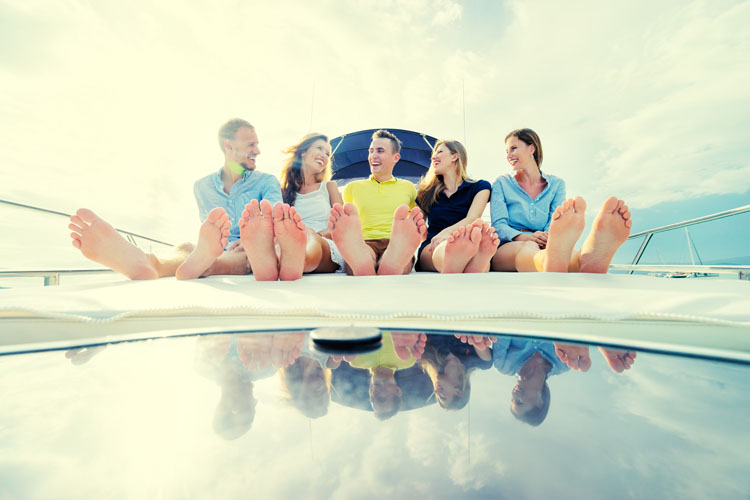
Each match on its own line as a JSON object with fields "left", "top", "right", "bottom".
{"left": 271, "top": 332, "right": 306, "bottom": 368}
{"left": 392, "top": 332, "right": 427, "bottom": 360}
{"left": 553, "top": 342, "right": 592, "bottom": 372}
{"left": 69, "top": 208, "right": 158, "bottom": 280}
{"left": 239, "top": 200, "right": 278, "bottom": 281}
{"left": 176, "top": 207, "right": 231, "bottom": 280}
{"left": 544, "top": 197, "right": 586, "bottom": 272}
{"left": 329, "top": 203, "right": 376, "bottom": 276}
{"left": 441, "top": 225, "right": 480, "bottom": 273}
{"left": 378, "top": 206, "right": 426, "bottom": 275}
{"left": 237, "top": 335, "right": 274, "bottom": 371}
{"left": 65, "top": 345, "right": 106, "bottom": 365}
{"left": 464, "top": 220, "right": 499, "bottom": 273}
{"left": 598, "top": 347, "right": 636, "bottom": 373}
{"left": 579, "top": 197, "right": 632, "bottom": 273}
{"left": 273, "top": 202, "right": 307, "bottom": 281}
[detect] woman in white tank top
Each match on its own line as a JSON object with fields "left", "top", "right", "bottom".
{"left": 279, "top": 133, "right": 345, "bottom": 273}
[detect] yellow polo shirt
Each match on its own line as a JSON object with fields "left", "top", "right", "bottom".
{"left": 343, "top": 176, "right": 417, "bottom": 240}
{"left": 349, "top": 332, "right": 417, "bottom": 371}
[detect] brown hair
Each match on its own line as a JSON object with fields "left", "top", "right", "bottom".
{"left": 505, "top": 128, "right": 543, "bottom": 167}
{"left": 416, "top": 139, "right": 471, "bottom": 214}
{"left": 419, "top": 344, "right": 472, "bottom": 410}
{"left": 279, "top": 133, "right": 330, "bottom": 206}
{"left": 278, "top": 357, "right": 332, "bottom": 419}
{"left": 371, "top": 129, "right": 402, "bottom": 154}
{"left": 218, "top": 118, "right": 254, "bottom": 153}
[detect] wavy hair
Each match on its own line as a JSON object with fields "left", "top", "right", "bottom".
{"left": 416, "top": 140, "right": 471, "bottom": 215}
{"left": 505, "top": 128, "right": 543, "bottom": 167}
{"left": 280, "top": 133, "right": 330, "bottom": 206}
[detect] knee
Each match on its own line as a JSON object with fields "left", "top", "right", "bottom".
{"left": 175, "top": 242, "right": 195, "bottom": 254}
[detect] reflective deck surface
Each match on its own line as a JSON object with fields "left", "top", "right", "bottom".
{"left": 1, "top": 330, "right": 749, "bottom": 499}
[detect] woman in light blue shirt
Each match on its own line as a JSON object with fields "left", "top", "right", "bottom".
{"left": 490, "top": 128, "right": 634, "bottom": 273}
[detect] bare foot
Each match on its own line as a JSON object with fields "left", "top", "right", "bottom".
{"left": 239, "top": 200, "right": 278, "bottom": 281}
{"left": 579, "top": 197, "right": 632, "bottom": 273}
{"left": 441, "top": 225, "right": 481, "bottom": 273}
{"left": 542, "top": 197, "right": 586, "bottom": 272}
{"left": 329, "top": 203, "right": 376, "bottom": 276}
{"left": 464, "top": 220, "right": 500, "bottom": 273}
{"left": 175, "top": 207, "right": 231, "bottom": 280}
{"left": 598, "top": 347, "right": 636, "bottom": 373}
{"left": 553, "top": 343, "right": 592, "bottom": 372}
{"left": 273, "top": 202, "right": 307, "bottom": 281}
{"left": 378, "top": 206, "right": 427, "bottom": 275}
{"left": 392, "top": 332, "right": 427, "bottom": 360}
{"left": 69, "top": 208, "right": 158, "bottom": 279}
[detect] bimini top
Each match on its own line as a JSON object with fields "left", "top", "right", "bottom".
{"left": 330, "top": 128, "right": 438, "bottom": 185}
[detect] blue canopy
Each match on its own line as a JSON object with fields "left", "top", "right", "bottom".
{"left": 330, "top": 128, "right": 438, "bottom": 186}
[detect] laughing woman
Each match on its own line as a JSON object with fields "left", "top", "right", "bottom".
{"left": 238, "top": 133, "right": 345, "bottom": 280}
{"left": 415, "top": 140, "right": 498, "bottom": 274}
{"left": 490, "top": 128, "right": 632, "bottom": 274}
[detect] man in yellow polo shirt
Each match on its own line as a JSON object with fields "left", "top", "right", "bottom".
{"left": 328, "top": 129, "right": 427, "bottom": 275}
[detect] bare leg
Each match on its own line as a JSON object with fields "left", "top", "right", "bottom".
{"left": 490, "top": 241, "right": 535, "bottom": 272}
{"left": 329, "top": 203, "right": 376, "bottom": 276}
{"left": 175, "top": 208, "right": 231, "bottom": 280}
{"left": 514, "top": 197, "right": 586, "bottom": 272}
{"left": 434, "top": 225, "right": 480, "bottom": 273}
{"left": 553, "top": 343, "right": 592, "bottom": 372}
{"left": 304, "top": 230, "right": 339, "bottom": 274}
{"left": 69, "top": 208, "right": 159, "bottom": 280}
{"left": 203, "top": 251, "right": 251, "bottom": 276}
{"left": 273, "top": 202, "right": 307, "bottom": 281}
{"left": 598, "top": 347, "right": 636, "bottom": 373}
{"left": 239, "top": 200, "right": 278, "bottom": 281}
{"left": 378, "top": 205, "right": 426, "bottom": 275}
{"left": 464, "top": 220, "right": 500, "bottom": 273}
{"left": 578, "top": 197, "right": 632, "bottom": 273}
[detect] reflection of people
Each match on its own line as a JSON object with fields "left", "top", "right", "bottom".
{"left": 279, "top": 339, "right": 337, "bottom": 419}
{"left": 491, "top": 129, "right": 632, "bottom": 273}
{"left": 194, "top": 335, "right": 257, "bottom": 440}
{"left": 493, "top": 338, "right": 569, "bottom": 426}
{"left": 348, "top": 331, "right": 426, "bottom": 419}
{"left": 328, "top": 130, "right": 427, "bottom": 276}
{"left": 68, "top": 118, "right": 281, "bottom": 280}
{"left": 237, "top": 133, "right": 344, "bottom": 280}
{"left": 422, "top": 334, "right": 493, "bottom": 409}
{"left": 415, "top": 140, "right": 498, "bottom": 274}
{"left": 554, "top": 343, "right": 637, "bottom": 373}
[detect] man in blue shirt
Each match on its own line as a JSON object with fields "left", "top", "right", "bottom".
{"left": 68, "top": 118, "right": 281, "bottom": 280}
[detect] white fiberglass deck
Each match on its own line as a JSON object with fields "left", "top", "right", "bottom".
{"left": 1, "top": 273, "right": 749, "bottom": 361}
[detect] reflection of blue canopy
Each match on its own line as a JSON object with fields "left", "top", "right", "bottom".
{"left": 330, "top": 128, "right": 438, "bottom": 186}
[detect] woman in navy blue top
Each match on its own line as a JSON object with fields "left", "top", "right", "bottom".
{"left": 415, "top": 140, "right": 498, "bottom": 273}
{"left": 490, "top": 128, "right": 634, "bottom": 273}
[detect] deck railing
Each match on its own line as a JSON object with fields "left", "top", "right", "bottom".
{"left": 615, "top": 204, "right": 750, "bottom": 279}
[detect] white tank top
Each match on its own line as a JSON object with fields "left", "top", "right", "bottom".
{"left": 293, "top": 182, "right": 334, "bottom": 233}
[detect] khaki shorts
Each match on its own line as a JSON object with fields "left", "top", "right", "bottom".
{"left": 344, "top": 238, "right": 416, "bottom": 275}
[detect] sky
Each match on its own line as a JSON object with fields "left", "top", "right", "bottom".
{"left": 1, "top": 0, "right": 749, "bottom": 247}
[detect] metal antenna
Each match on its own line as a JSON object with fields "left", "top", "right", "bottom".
{"left": 462, "top": 79, "right": 467, "bottom": 145}
{"left": 309, "top": 82, "right": 316, "bottom": 132}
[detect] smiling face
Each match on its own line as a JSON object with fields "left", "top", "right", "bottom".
{"left": 226, "top": 126, "right": 261, "bottom": 170}
{"left": 434, "top": 354, "right": 464, "bottom": 407}
{"left": 505, "top": 135, "right": 536, "bottom": 171}
{"left": 431, "top": 143, "right": 458, "bottom": 177}
{"left": 368, "top": 137, "right": 400, "bottom": 180}
{"left": 300, "top": 138, "right": 331, "bottom": 176}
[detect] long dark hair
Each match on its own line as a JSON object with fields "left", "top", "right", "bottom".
{"left": 280, "top": 133, "right": 330, "bottom": 206}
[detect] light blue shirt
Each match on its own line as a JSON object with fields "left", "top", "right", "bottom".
{"left": 490, "top": 172, "right": 566, "bottom": 243}
{"left": 193, "top": 168, "right": 282, "bottom": 243}
{"left": 492, "top": 338, "right": 568, "bottom": 377}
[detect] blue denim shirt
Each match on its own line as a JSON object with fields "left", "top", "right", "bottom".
{"left": 193, "top": 168, "right": 282, "bottom": 243}
{"left": 490, "top": 172, "right": 566, "bottom": 243}
{"left": 492, "top": 338, "right": 568, "bottom": 377}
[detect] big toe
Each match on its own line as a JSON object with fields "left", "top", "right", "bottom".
{"left": 76, "top": 208, "right": 99, "bottom": 223}
{"left": 343, "top": 202, "right": 359, "bottom": 217}
{"left": 573, "top": 196, "right": 587, "bottom": 213}
{"left": 601, "top": 196, "right": 619, "bottom": 214}
{"left": 393, "top": 204, "right": 410, "bottom": 220}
